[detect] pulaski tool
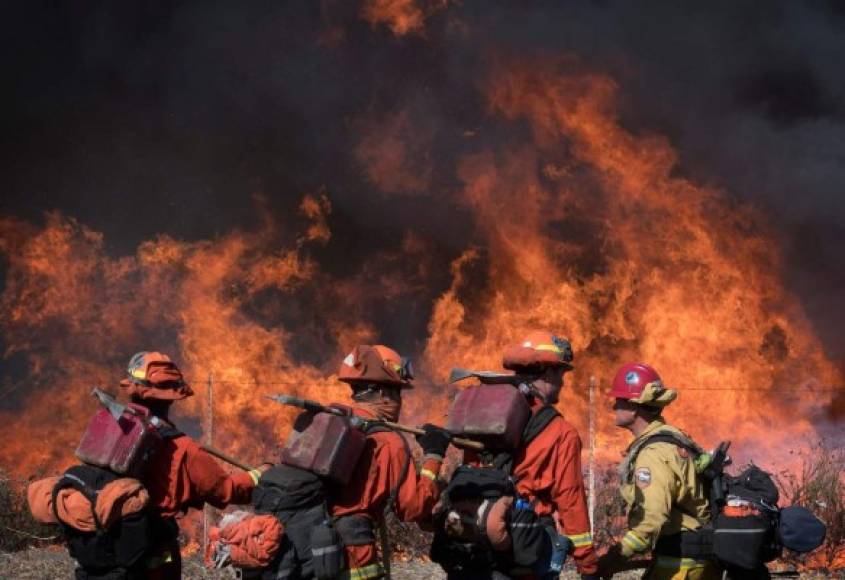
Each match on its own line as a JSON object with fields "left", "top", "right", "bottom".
{"left": 449, "top": 367, "right": 539, "bottom": 386}
{"left": 89, "top": 388, "right": 254, "bottom": 471}
{"left": 266, "top": 393, "right": 485, "bottom": 450}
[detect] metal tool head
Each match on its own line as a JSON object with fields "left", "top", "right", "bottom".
{"left": 448, "top": 368, "right": 524, "bottom": 385}
{"left": 265, "top": 393, "right": 341, "bottom": 415}
{"left": 91, "top": 387, "right": 128, "bottom": 421}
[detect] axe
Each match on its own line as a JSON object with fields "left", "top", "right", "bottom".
{"left": 90, "top": 388, "right": 254, "bottom": 471}
{"left": 448, "top": 367, "right": 537, "bottom": 386}
{"left": 267, "top": 394, "right": 484, "bottom": 450}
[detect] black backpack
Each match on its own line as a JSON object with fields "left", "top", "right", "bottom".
{"left": 629, "top": 431, "right": 783, "bottom": 571}
{"left": 54, "top": 423, "right": 183, "bottom": 579}
{"left": 245, "top": 423, "right": 411, "bottom": 580}
{"left": 52, "top": 464, "right": 152, "bottom": 575}
{"left": 430, "top": 405, "right": 559, "bottom": 576}
{"left": 711, "top": 465, "right": 782, "bottom": 570}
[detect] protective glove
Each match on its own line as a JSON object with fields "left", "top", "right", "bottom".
{"left": 415, "top": 423, "right": 452, "bottom": 458}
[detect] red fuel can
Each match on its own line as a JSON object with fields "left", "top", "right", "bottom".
{"left": 445, "top": 383, "right": 530, "bottom": 450}
{"left": 280, "top": 411, "right": 366, "bottom": 485}
{"left": 75, "top": 404, "right": 162, "bottom": 476}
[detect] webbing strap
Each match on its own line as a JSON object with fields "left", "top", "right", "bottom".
{"left": 521, "top": 405, "right": 559, "bottom": 446}
{"left": 620, "top": 429, "right": 703, "bottom": 484}
{"left": 156, "top": 424, "right": 184, "bottom": 439}
{"left": 489, "top": 404, "right": 560, "bottom": 475}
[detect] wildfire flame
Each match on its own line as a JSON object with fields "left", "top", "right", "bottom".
{"left": 0, "top": 14, "right": 841, "bottom": 498}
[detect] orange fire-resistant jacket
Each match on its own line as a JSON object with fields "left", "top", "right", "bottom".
{"left": 144, "top": 433, "right": 259, "bottom": 518}
{"left": 512, "top": 399, "right": 598, "bottom": 576}
{"left": 330, "top": 407, "right": 443, "bottom": 580}
{"left": 139, "top": 430, "right": 260, "bottom": 579}
{"left": 465, "top": 399, "right": 598, "bottom": 576}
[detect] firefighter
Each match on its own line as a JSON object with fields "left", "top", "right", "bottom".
{"left": 119, "top": 351, "right": 267, "bottom": 579}
{"left": 329, "top": 344, "right": 452, "bottom": 580}
{"left": 500, "top": 331, "right": 599, "bottom": 579}
{"left": 596, "top": 362, "right": 720, "bottom": 580}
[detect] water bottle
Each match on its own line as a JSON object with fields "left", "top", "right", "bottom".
{"left": 514, "top": 498, "right": 532, "bottom": 510}
{"left": 548, "top": 530, "right": 572, "bottom": 573}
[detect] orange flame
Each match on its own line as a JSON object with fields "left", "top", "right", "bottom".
{"left": 0, "top": 58, "right": 841, "bottom": 486}
{"left": 360, "top": 0, "right": 450, "bottom": 37}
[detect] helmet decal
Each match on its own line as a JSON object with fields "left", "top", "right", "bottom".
{"left": 625, "top": 371, "right": 640, "bottom": 385}
{"left": 342, "top": 353, "right": 356, "bottom": 367}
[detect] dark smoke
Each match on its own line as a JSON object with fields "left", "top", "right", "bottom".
{"left": 1, "top": 1, "right": 844, "bottom": 368}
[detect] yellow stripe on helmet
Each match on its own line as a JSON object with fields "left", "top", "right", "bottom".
{"left": 533, "top": 343, "right": 564, "bottom": 354}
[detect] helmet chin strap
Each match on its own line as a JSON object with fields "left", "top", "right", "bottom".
{"left": 519, "top": 381, "right": 546, "bottom": 402}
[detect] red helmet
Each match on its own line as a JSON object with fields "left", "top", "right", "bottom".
{"left": 502, "top": 330, "right": 574, "bottom": 371}
{"left": 338, "top": 345, "right": 414, "bottom": 389}
{"left": 610, "top": 362, "right": 676, "bottom": 407}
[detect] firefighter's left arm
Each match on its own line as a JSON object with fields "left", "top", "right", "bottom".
{"left": 620, "top": 446, "right": 677, "bottom": 557}
{"left": 388, "top": 437, "right": 442, "bottom": 523}
{"left": 185, "top": 441, "right": 259, "bottom": 509}
{"left": 552, "top": 428, "right": 599, "bottom": 575}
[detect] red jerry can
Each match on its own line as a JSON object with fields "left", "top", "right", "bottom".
{"left": 280, "top": 411, "right": 366, "bottom": 485}
{"left": 75, "top": 403, "right": 163, "bottom": 476}
{"left": 445, "top": 383, "right": 531, "bottom": 450}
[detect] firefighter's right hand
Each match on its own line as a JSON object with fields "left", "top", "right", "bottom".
{"left": 415, "top": 424, "right": 452, "bottom": 458}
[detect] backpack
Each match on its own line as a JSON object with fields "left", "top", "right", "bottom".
{"left": 56, "top": 413, "right": 182, "bottom": 577}
{"left": 711, "top": 465, "right": 782, "bottom": 570}
{"left": 244, "top": 420, "right": 412, "bottom": 580}
{"left": 52, "top": 464, "right": 151, "bottom": 574}
{"left": 627, "top": 431, "right": 789, "bottom": 571}
{"left": 430, "top": 405, "right": 559, "bottom": 576}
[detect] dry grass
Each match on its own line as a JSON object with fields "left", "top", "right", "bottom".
{"left": 0, "top": 471, "right": 58, "bottom": 553}
{"left": 775, "top": 439, "right": 845, "bottom": 570}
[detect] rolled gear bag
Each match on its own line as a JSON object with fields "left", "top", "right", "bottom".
{"left": 778, "top": 506, "right": 826, "bottom": 553}
{"left": 51, "top": 464, "right": 152, "bottom": 574}
{"left": 208, "top": 511, "right": 284, "bottom": 570}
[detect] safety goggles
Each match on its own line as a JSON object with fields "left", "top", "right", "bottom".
{"left": 399, "top": 357, "right": 414, "bottom": 381}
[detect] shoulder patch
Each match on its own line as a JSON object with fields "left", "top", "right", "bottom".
{"left": 634, "top": 467, "right": 651, "bottom": 488}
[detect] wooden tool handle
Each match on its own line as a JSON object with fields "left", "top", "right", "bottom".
{"left": 382, "top": 421, "right": 484, "bottom": 450}
{"left": 201, "top": 444, "right": 254, "bottom": 472}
